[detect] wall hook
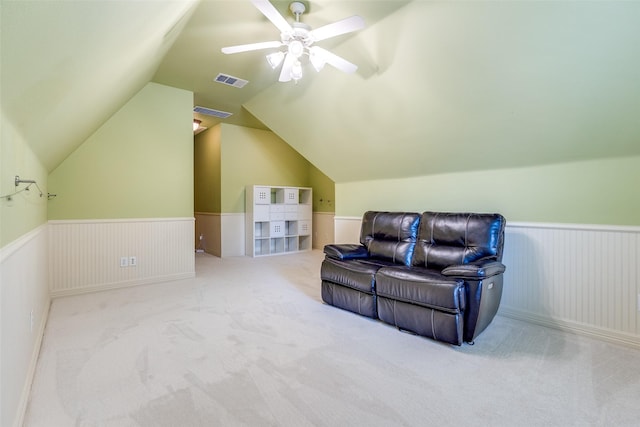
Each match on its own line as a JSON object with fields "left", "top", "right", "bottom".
{"left": 13, "top": 175, "right": 43, "bottom": 197}
{"left": 15, "top": 175, "right": 36, "bottom": 187}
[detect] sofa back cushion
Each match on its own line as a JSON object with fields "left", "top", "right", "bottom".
{"left": 412, "top": 212, "right": 505, "bottom": 271}
{"left": 360, "top": 211, "right": 421, "bottom": 266}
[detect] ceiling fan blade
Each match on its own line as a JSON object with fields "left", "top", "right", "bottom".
{"left": 310, "top": 15, "right": 365, "bottom": 42}
{"left": 251, "top": 0, "right": 292, "bottom": 34}
{"left": 278, "top": 52, "right": 295, "bottom": 82}
{"left": 221, "top": 40, "right": 282, "bottom": 54}
{"left": 310, "top": 46, "right": 358, "bottom": 74}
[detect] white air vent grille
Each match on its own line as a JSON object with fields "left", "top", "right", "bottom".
{"left": 193, "top": 106, "right": 232, "bottom": 119}
{"left": 214, "top": 73, "right": 248, "bottom": 88}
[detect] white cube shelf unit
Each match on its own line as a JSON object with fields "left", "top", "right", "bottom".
{"left": 246, "top": 185, "right": 313, "bottom": 257}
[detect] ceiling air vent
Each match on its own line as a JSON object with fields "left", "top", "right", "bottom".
{"left": 214, "top": 73, "right": 248, "bottom": 88}
{"left": 193, "top": 106, "right": 232, "bottom": 119}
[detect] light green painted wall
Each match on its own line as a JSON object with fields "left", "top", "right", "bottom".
{"left": 0, "top": 110, "right": 48, "bottom": 247}
{"left": 47, "top": 82, "right": 193, "bottom": 220}
{"left": 194, "top": 124, "right": 221, "bottom": 213}
{"left": 220, "top": 124, "right": 311, "bottom": 213}
{"left": 336, "top": 155, "right": 640, "bottom": 226}
{"left": 309, "top": 164, "right": 335, "bottom": 213}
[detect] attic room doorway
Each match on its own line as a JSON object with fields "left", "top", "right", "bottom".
{"left": 192, "top": 123, "right": 335, "bottom": 258}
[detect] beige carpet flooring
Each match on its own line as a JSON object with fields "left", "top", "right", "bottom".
{"left": 24, "top": 250, "right": 640, "bottom": 426}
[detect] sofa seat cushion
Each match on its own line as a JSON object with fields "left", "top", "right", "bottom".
{"left": 376, "top": 267, "right": 466, "bottom": 314}
{"left": 321, "top": 258, "right": 388, "bottom": 294}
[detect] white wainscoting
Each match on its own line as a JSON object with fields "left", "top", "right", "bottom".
{"left": 334, "top": 216, "right": 640, "bottom": 348}
{"left": 0, "top": 224, "right": 50, "bottom": 427}
{"left": 221, "top": 213, "right": 245, "bottom": 257}
{"left": 48, "top": 218, "right": 195, "bottom": 297}
{"left": 198, "top": 212, "right": 333, "bottom": 256}
{"left": 334, "top": 216, "right": 363, "bottom": 244}
{"left": 194, "top": 213, "right": 246, "bottom": 257}
{"left": 501, "top": 222, "right": 640, "bottom": 348}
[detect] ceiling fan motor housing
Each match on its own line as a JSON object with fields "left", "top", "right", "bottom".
{"left": 281, "top": 23, "right": 313, "bottom": 51}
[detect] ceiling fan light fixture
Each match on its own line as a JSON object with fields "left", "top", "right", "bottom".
{"left": 266, "top": 51, "right": 285, "bottom": 69}
{"left": 221, "top": 1, "right": 364, "bottom": 83}
{"left": 291, "top": 60, "right": 303, "bottom": 81}
{"left": 288, "top": 40, "right": 304, "bottom": 58}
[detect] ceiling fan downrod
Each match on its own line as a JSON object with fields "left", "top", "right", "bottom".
{"left": 289, "top": 2, "right": 306, "bottom": 22}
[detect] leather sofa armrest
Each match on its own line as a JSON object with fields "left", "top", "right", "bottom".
{"left": 324, "top": 244, "right": 369, "bottom": 260}
{"left": 441, "top": 260, "right": 506, "bottom": 279}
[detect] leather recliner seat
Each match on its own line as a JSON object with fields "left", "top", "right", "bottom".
{"left": 321, "top": 211, "right": 506, "bottom": 345}
{"left": 321, "top": 212, "right": 420, "bottom": 319}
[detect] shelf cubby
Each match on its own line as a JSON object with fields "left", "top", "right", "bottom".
{"left": 246, "top": 185, "right": 313, "bottom": 257}
{"left": 270, "top": 237, "right": 285, "bottom": 254}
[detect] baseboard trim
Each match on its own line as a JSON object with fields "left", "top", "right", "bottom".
{"left": 50, "top": 272, "right": 195, "bottom": 298}
{"left": 499, "top": 307, "right": 640, "bottom": 350}
{"left": 13, "top": 299, "right": 51, "bottom": 427}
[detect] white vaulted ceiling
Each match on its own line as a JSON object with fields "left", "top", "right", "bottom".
{"left": 3, "top": 1, "right": 640, "bottom": 182}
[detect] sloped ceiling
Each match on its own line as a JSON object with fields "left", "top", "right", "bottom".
{"left": 1, "top": 0, "right": 199, "bottom": 171}
{"left": 245, "top": 1, "right": 640, "bottom": 182}
{"left": 152, "top": 0, "right": 410, "bottom": 131}
{"left": 3, "top": 0, "right": 640, "bottom": 183}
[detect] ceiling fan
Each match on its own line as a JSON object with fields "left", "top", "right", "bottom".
{"left": 221, "top": 0, "right": 365, "bottom": 83}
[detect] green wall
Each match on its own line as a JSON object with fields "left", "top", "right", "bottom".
{"left": 336, "top": 155, "right": 640, "bottom": 226}
{"left": 193, "top": 123, "right": 336, "bottom": 215}
{"left": 309, "top": 164, "right": 335, "bottom": 213}
{"left": 1, "top": 110, "right": 48, "bottom": 247}
{"left": 194, "top": 124, "right": 221, "bottom": 213}
{"left": 47, "top": 82, "right": 193, "bottom": 220}
{"left": 220, "top": 124, "right": 312, "bottom": 213}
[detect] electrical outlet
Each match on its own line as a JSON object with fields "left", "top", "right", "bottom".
{"left": 30, "top": 310, "right": 34, "bottom": 332}
{"left": 120, "top": 257, "right": 129, "bottom": 267}
{"left": 129, "top": 256, "right": 137, "bottom": 266}
{"left": 637, "top": 293, "right": 640, "bottom": 312}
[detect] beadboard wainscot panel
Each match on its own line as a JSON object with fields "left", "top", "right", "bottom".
{"left": 335, "top": 216, "right": 640, "bottom": 347}
{"left": 48, "top": 218, "right": 195, "bottom": 297}
{"left": 194, "top": 212, "right": 221, "bottom": 257}
{"left": 313, "top": 212, "right": 335, "bottom": 249}
{"left": 221, "top": 213, "right": 245, "bottom": 257}
{"left": 501, "top": 222, "right": 640, "bottom": 348}
{"left": 0, "top": 224, "right": 50, "bottom": 427}
{"left": 334, "top": 216, "right": 362, "bottom": 244}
